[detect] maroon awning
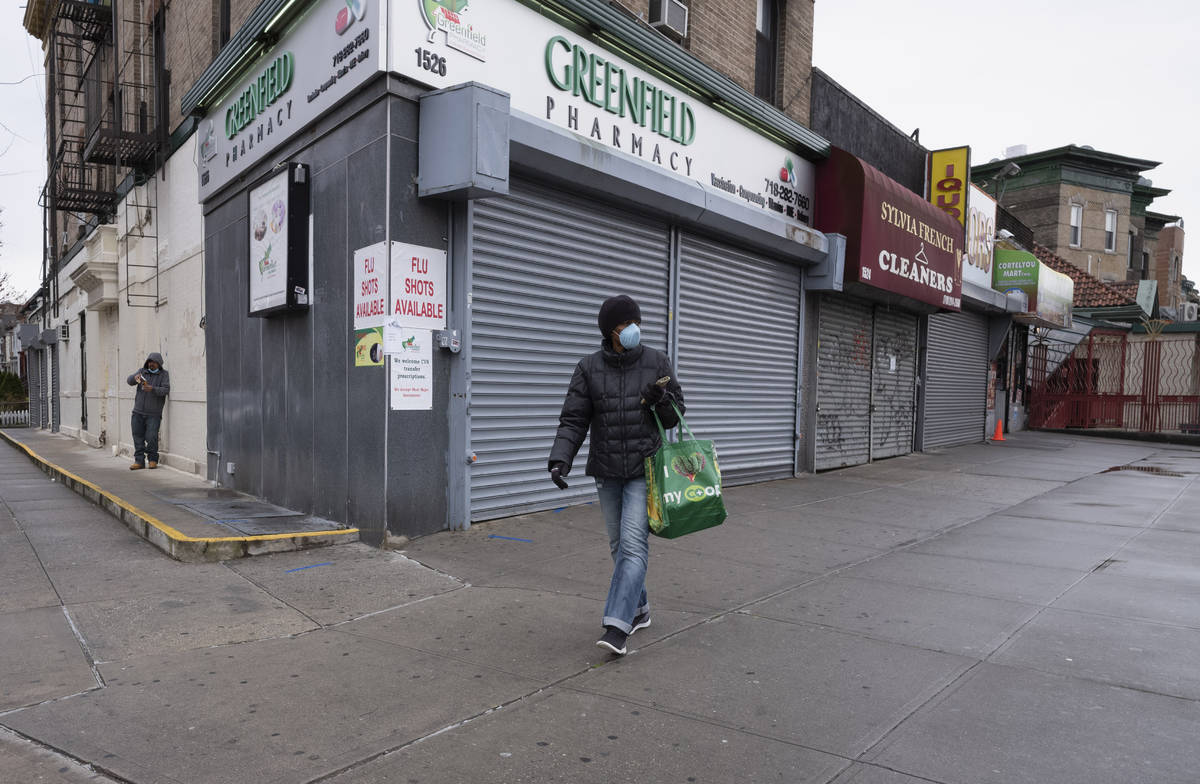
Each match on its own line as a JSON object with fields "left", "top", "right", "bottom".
{"left": 816, "top": 148, "right": 963, "bottom": 310}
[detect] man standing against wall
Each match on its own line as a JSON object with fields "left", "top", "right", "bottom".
{"left": 127, "top": 352, "right": 170, "bottom": 470}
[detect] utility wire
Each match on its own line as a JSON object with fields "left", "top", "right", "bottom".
{"left": 0, "top": 73, "right": 44, "bottom": 85}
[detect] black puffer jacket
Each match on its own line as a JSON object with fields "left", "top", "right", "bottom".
{"left": 549, "top": 342, "right": 685, "bottom": 479}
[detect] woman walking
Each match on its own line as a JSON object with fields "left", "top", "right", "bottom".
{"left": 548, "top": 294, "right": 685, "bottom": 655}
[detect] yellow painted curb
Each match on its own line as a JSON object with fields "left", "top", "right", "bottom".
{"left": 1, "top": 430, "right": 358, "bottom": 550}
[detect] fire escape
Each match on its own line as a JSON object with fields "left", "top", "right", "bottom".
{"left": 45, "top": 0, "right": 160, "bottom": 308}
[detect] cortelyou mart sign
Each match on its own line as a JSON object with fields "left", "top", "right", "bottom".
{"left": 994, "top": 249, "right": 1073, "bottom": 329}
{"left": 197, "top": 0, "right": 383, "bottom": 201}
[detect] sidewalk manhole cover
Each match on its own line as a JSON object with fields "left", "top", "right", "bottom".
{"left": 1103, "top": 465, "right": 1184, "bottom": 477}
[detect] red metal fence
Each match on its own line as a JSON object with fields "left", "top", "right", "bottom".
{"left": 1030, "top": 331, "right": 1200, "bottom": 434}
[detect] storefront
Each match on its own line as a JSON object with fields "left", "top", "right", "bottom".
{"left": 810, "top": 147, "right": 963, "bottom": 470}
{"left": 919, "top": 181, "right": 1012, "bottom": 449}
{"left": 190, "top": 0, "right": 835, "bottom": 538}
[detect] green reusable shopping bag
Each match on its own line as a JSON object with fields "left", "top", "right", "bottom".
{"left": 646, "top": 403, "right": 727, "bottom": 539}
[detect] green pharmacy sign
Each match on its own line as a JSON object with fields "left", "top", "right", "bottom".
{"left": 225, "top": 53, "right": 294, "bottom": 139}
{"left": 544, "top": 35, "right": 696, "bottom": 146}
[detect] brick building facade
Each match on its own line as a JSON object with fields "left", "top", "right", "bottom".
{"left": 1154, "top": 223, "right": 1187, "bottom": 310}
{"left": 973, "top": 146, "right": 1168, "bottom": 285}
{"left": 614, "top": 0, "right": 814, "bottom": 126}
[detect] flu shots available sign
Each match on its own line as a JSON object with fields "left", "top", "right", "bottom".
{"left": 354, "top": 242, "right": 388, "bottom": 329}
{"left": 390, "top": 243, "right": 447, "bottom": 330}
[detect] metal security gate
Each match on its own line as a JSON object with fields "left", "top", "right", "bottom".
{"left": 50, "top": 343, "right": 61, "bottom": 432}
{"left": 676, "top": 233, "right": 801, "bottom": 482}
{"left": 28, "top": 350, "right": 43, "bottom": 429}
{"left": 871, "top": 309, "right": 918, "bottom": 459}
{"left": 815, "top": 296, "right": 919, "bottom": 469}
{"left": 1030, "top": 330, "right": 1200, "bottom": 433}
{"left": 922, "top": 311, "right": 989, "bottom": 449}
{"left": 39, "top": 347, "right": 50, "bottom": 429}
{"left": 469, "top": 180, "right": 671, "bottom": 521}
{"left": 815, "top": 296, "right": 873, "bottom": 469}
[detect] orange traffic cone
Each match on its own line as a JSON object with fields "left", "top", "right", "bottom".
{"left": 992, "top": 419, "right": 1006, "bottom": 442}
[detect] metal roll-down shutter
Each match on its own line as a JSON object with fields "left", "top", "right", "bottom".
{"left": 870, "top": 308, "right": 918, "bottom": 459}
{"left": 28, "top": 350, "right": 42, "bottom": 429}
{"left": 469, "top": 180, "right": 671, "bottom": 521}
{"left": 923, "top": 311, "right": 990, "bottom": 449}
{"left": 815, "top": 296, "right": 873, "bottom": 470}
{"left": 676, "top": 233, "right": 801, "bottom": 483}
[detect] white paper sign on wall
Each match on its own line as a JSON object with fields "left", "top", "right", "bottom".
{"left": 389, "top": 243, "right": 447, "bottom": 330}
{"left": 390, "top": 329, "right": 433, "bottom": 411}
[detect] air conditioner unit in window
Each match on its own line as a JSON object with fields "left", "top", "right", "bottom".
{"left": 649, "top": 0, "right": 688, "bottom": 39}
{"left": 59, "top": 323, "right": 70, "bottom": 342}
{"left": 1183, "top": 303, "right": 1199, "bottom": 322}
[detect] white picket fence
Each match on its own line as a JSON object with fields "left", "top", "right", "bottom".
{"left": 0, "top": 402, "right": 29, "bottom": 427}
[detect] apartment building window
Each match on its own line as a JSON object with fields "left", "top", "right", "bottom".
{"left": 755, "top": 0, "right": 780, "bottom": 103}
{"left": 219, "top": 0, "right": 231, "bottom": 50}
{"left": 1104, "top": 209, "right": 1118, "bottom": 252}
{"left": 154, "top": 8, "right": 170, "bottom": 150}
{"left": 1069, "top": 204, "right": 1082, "bottom": 247}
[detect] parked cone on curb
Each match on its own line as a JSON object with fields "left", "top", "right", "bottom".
{"left": 992, "top": 419, "right": 1006, "bottom": 441}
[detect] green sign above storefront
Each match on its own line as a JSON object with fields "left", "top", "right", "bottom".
{"left": 225, "top": 53, "right": 295, "bottom": 139}
{"left": 544, "top": 35, "right": 695, "bottom": 146}
{"left": 994, "top": 248, "right": 1073, "bottom": 328}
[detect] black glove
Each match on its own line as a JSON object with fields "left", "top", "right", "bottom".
{"left": 641, "top": 381, "right": 666, "bottom": 406}
{"left": 548, "top": 461, "right": 569, "bottom": 490}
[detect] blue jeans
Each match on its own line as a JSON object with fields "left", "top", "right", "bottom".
{"left": 595, "top": 476, "right": 650, "bottom": 633}
{"left": 131, "top": 413, "right": 161, "bottom": 464}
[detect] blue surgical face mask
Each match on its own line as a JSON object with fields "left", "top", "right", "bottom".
{"left": 618, "top": 323, "right": 641, "bottom": 350}
{"left": 147, "top": 367, "right": 160, "bottom": 374}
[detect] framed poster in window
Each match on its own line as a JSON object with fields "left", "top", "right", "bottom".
{"left": 248, "top": 162, "right": 310, "bottom": 317}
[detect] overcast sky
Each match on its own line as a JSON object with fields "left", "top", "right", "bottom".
{"left": 812, "top": 0, "right": 1197, "bottom": 282}
{"left": 1, "top": 1, "right": 1196, "bottom": 301}
{"left": 0, "top": 1, "right": 48, "bottom": 301}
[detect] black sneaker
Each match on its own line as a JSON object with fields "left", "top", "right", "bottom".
{"left": 595, "top": 626, "right": 628, "bottom": 656}
{"left": 630, "top": 611, "right": 651, "bottom": 635}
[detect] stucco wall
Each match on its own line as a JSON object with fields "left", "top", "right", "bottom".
{"left": 46, "top": 135, "right": 208, "bottom": 473}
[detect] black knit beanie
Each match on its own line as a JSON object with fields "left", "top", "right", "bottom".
{"left": 597, "top": 295, "right": 641, "bottom": 340}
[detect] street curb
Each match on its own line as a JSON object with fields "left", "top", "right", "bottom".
{"left": 1, "top": 430, "right": 359, "bottom": 562}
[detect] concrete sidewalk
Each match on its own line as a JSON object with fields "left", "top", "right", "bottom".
{"left": 2, "top": 430, "right": 1199, "bottom": 783}
{"left": 0, "top": 428, "right": 357, "bottom": 561}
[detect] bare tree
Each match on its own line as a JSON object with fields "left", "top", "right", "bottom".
{"left": 0, "top": 207, "right": 22, "bottom": 304}
{"left": 0, "top": 270, "right": 18, "bottom": 304}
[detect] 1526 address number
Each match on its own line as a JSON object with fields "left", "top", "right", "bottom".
{"left": 414, "top": 48, "right": 447, "bottom": 76}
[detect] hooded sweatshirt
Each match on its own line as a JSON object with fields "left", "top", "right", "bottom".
{"left": 127, "top": 352, "right": 170, "bottom": 417}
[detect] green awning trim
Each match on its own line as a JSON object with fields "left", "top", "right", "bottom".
{"left": 180, "top": 0, "right": 300, "bottom": 118}
{"left": 181, "top": 0, "right": 830, "bottom": 160}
